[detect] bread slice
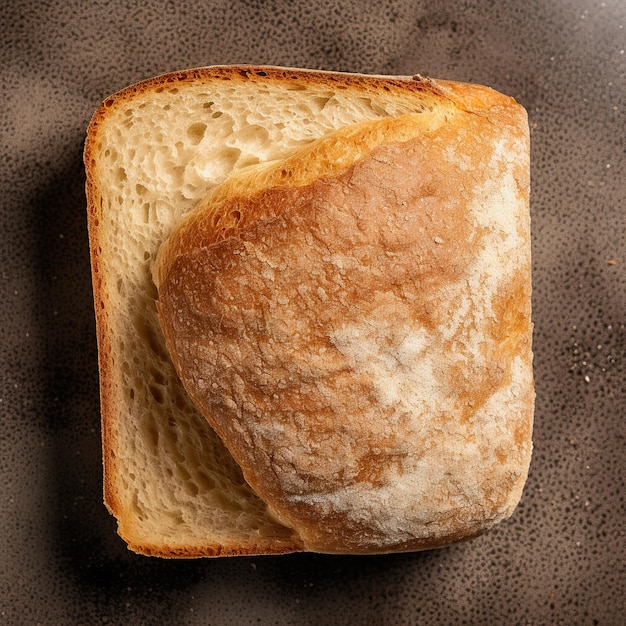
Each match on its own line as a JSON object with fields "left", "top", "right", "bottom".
{"left": 85, "top": 65, "right": 533, "bottom": 557}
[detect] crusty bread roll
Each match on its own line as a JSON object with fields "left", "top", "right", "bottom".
{"left": 85, "top": 65, "right": 533, "bottom": 556}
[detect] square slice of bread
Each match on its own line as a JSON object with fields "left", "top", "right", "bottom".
{"left": 84, "top": 66, "right": 533, "bottom": 557}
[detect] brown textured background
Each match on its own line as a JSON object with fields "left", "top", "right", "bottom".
{"left": 1, "top": 1, "right": 624, "bottom": 624}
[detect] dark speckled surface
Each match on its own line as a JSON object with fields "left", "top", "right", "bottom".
{"left": 1, "top": 1, "right": 625, "bottom": 624}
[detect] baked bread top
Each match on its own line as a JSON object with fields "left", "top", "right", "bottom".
{"left": 152, "top": 68, "right": 533, "bottom": 554}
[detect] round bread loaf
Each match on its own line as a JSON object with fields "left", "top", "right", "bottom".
{"left": 154, "top": 94, "right": 533, "bottom": 554}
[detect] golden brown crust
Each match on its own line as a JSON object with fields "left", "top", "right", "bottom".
{"left": 123, "top": 538, "right": 301, "bottom": 559}
{"left": 84, "top": 138, "right": 120, "bottom": 521}
{"left": 155, "top": 85, "right": 533, "bottom": 553}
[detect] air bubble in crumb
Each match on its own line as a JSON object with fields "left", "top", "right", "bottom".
{"left": 187, "top": 122, "right": 207, "bottom": 145}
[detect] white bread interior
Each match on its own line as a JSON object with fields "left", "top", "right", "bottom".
{"left": 84, "top": 66, "right": 533, "bottom": 557}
